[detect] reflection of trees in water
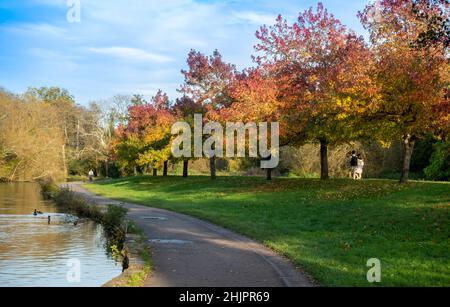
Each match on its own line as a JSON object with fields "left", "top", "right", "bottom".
{"left": 0, "top": 183, "right": 121, "bottom": 286}
{"left": 0, "top": 183, "right": 54, "bottom": 214}
{"left": 0, "top": 183, "right": 109, "bottom": 261}
{"left": 0, "top": 221, "right": 106, "bottom": 261}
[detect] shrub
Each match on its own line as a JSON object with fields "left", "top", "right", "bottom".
{"left": 424, "top": 142, "right": 450, "bottom": 181}
{"left": 38, "top": 178, "right": 59, "bottom": 199}
{"left": 410, "top": 135, "right": 437, "bottom": 174}
{"left": 103, "top": 205, "right": 128, "bottom": 248}
{"left": 100, "top": 162, "right": 122, "bottom": 179}
{"left": 53, "top": 188, "right": 127, "bottom": 245}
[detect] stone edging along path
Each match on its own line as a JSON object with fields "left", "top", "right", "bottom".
{"left": 67, "top": 182, "right": 315, "bottom": 287}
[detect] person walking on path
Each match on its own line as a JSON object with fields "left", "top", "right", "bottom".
{"left": 88, "top": 170, "right": 94, "bottom": 183}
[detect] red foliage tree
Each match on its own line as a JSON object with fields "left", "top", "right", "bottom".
{"left": 360, "top": 0, "right": 449, "bottom": 183}
{"left": 254, "top": 3, "right": 375, "bottom": 179}
{"left": 180, "top": 49, "right": 236, "bottom": 179}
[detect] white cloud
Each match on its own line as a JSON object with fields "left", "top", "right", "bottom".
{"left": 233, "top": 11, "right": 277, "bottom": 25}
{"left": 2, "top": 23, "right": 67, "bottom": 37}
{"left": 88, "top": 47, "right": 174, "bottom": 63}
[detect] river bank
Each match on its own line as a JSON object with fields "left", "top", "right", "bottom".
{"left": 39, "top": 180, "right": 152, "bottom": 287}
{"left": 102, "top": 233, "right": 152, "bottom": 287}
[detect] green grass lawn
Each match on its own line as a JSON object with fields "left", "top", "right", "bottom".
{"left": 84, "top": 176, "right": 449, "bottom": 287}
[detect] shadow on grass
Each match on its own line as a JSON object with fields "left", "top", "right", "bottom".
{"left": 88, "top": 176, "right": 450, "bottom": 287}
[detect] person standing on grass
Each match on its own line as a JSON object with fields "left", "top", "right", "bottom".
{"left": 88, "top": 170, "right": 94, "bottom": 183}
{"left": 349, "top": 151, "right": 358, "bottom": 178}
{"left": 354, "top": 154, "right": 365, "bottom": 180}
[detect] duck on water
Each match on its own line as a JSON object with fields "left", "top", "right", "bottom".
{"left": 33, "top": 209, "right": 43, "bottom": 216}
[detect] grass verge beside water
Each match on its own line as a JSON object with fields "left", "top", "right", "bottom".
{"left": 85, "top": 176, "right": 449, "bottom": 287}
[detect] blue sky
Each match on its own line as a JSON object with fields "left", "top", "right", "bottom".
{"left": 0, "top": 0, "right": 370, "bottom": 105}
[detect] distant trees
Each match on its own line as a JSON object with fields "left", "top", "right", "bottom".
{"left": 0, "top": 86, "right": 117, "bottom": 182}
{"left": 136, "top": 91, "right": 175, "bottom": 177}
{"left": 424, "top": 141, "right": 450, "bottom": 181}
{"left": 25, "top": 87, "right": 115, "bottom": 180}
{"left": 0, "top": 89, "right": 64, "bottom": 181}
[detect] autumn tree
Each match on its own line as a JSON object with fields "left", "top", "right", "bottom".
{"left": 0, "top": 89, "right": 65, "bottom": 181}
{"left": 360, "top": 0, "right": 449, "bottom": 183}
{"left": 153, "top": 89, "right": 170, "bottom": 111}
{"left": 172, "top": 95, "right": 203, "bottom": 178}
{"left": 179, "top": 49, "right": 236, "bottom": 180}
{"left": 81, "top": 102, "right": 115, "bottom": 178}
{"left": 25, "top": 87, "right": 78, "bottom": 178}
{"left": 413, "top": 0, "right": 450, "bottom": 48}
{"left": 113, "top": 103, "right": 155, "bottom": 175}
{"left": 255, "top": 3, "right": 374, "bottom": 179}
{"left": 137, "top": 90, "right": 175, "bottom": 177}
{"left": 131, "top": 94, "right": 146, "bottom": 106}
{"left": 153, "top": 90, "right": 171, "bottom": 175}
{"left": 226, "top": 67, "right": 286, "bottom": 180}
{"left": 113, "top": 91, "right": 175, "bottom": 177}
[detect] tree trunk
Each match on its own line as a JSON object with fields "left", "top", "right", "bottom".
{"left": 183, "top": 160, "right": 189, "bottom": 178}
{"left": 105, "top": 158, "right": 109, "bottom": 178}
{"left": 400, "top": 134, "right": 416, "bottom": 184}
{"left": 96, "top": 163, "right": 100, "bottom": 178}
{"left": 153, "top": 168, "right": 158, "bottom": 177}
{"left": 62, "top": 144, "right": 68, "bottom": 180}
{"left": 76, "top": 119, "right": 80, "bottom": 152}
{"left": 163, "top": 161, "right": 168, "bottom": 176}
{"left": 133, "top": 166, "right": 138, "bottom": 176}
{"left": 210, "top": 156, "right": 216, "bottom": 180}
{"left": 266, "top": 168, "right": 272, "bottom": 181}
{"left": 320, "top": 138, "right": 329, "bottom": 180}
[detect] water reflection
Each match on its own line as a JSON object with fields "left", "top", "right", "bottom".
{"left": 0, "top": 183, "right": 122, "bottom": 287}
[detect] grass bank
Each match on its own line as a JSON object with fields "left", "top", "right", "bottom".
{"left": 105, "top": 221, "right": 152, "bottom": 287}
{"left": 85, "top": 176, "right": 449, "bottom": 287}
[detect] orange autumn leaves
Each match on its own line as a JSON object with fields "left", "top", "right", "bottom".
{"left": 111, "top": 1, "right": 448, "bottom": 181}
{"left": 360, "top": 0, "right": 449, "bottom": 142}
{"left": 251, "top": 3, "right": 380, "bottom": 146}
{"left": 113, "top": 91, "right": 176, "bottom": 172}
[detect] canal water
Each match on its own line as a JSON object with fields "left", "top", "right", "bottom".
{"left": 0, "top": 183, "right": 122, "bottom": 287}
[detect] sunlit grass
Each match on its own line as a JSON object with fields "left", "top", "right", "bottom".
{"left": 85, "top": 176, "right": 449, "bottom": 287}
